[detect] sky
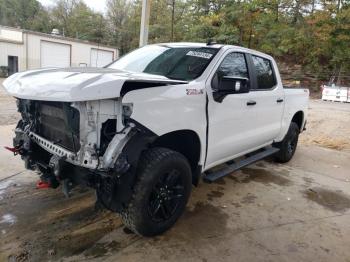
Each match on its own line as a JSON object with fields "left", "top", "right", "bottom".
{"left": 38, "top": 0, "right": 107, "bottom": 13}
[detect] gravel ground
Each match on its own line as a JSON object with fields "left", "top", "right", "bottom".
{"left": 300, "top": 100, "right": 350, "bottom": 152}
{"left": 1, "top": 77, "right": 350, "bottom": 261}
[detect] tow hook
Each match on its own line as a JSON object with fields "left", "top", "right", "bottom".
{"left": 4, "top": 146, "right": 20, "bottom": 155}
{"left": 36, "top": 171, "right": 60, "bottom": 189}
{"left": 36, "top": 180, "right": 51, "bottom": 189}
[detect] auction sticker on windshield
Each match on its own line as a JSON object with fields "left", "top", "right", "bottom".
{"left": 186, "top": 51, "right": 213, "bottom": 59}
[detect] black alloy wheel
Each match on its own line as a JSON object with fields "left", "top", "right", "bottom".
{"left": 148, "top": 169, "right": 185, "bottom": 222}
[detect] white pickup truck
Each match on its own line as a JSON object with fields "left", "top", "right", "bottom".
{"left": 3, "top": 42, "right": 309, "bottom": 236}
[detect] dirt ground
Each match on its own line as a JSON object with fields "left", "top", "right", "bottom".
{"left": 1, "top": 78, "right": 350, "bottom": 261}
{"left": 299, "top": 100, "right": 350, "bottom": 152}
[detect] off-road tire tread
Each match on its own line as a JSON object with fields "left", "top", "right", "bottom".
{"left": 274, "top": 122, "right": 299, "bottom": 163}
{"left": 120, "top": 147, "right": 191, "bottom": 236}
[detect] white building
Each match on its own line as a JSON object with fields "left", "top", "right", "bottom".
{"left": 0, "top": 25, "right": 119, "bottom": 75}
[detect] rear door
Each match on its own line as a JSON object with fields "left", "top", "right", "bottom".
{"left": 247, "top": 54, "right": 284, "bottom": 144}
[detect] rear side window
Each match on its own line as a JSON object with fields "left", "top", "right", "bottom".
{"left": 251, "top": 56, "right": 276, "bottom": 90}
{"left": 218, "top": 53, "right": 249, "bottom": 78}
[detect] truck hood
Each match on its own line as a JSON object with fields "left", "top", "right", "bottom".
{"left": 2, "top": 67, "right": 187, "bottom": 102}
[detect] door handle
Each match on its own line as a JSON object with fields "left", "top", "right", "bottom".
{"left": 246, "top": 100, "right": 256, "bottom": 106}
{"left": 276, "top": 98, "right": 284, "bottom": 103}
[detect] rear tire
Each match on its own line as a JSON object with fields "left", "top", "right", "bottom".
{"left": 120, "top": 147, "right": 192, "bottom": 236}
{"left": 274, "top": 122, "right": 299, "bottom": 163}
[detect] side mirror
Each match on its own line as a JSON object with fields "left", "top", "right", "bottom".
{"left": 212, "top": 74, "right": 250, "bottom": 102}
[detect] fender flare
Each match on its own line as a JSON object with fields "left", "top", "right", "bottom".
{"left": 96, "top": 119, "right": 158, "bottom": 212}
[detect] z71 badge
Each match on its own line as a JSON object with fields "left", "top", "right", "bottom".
{"left": 186, "top": 89, "right": 204, "bottom": 95}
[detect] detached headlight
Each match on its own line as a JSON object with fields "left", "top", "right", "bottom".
{"left": 122, "top": 103, "right": 133, "bottom": 118}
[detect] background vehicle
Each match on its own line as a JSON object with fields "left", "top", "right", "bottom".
{"left": 2, "top": 43, "right": 309, "bottom": 236}
{"left": 321, "top": 76, "right": 350, "bottom": 102}
{"left": 322, "top": 84, "right": 349, "bottom": 102}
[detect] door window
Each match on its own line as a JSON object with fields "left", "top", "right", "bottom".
{"left": 251, "top": 56, "right": 276, "bottom": 90}
{"left": 217, "top": 53, "right": 249, "bottom": 78}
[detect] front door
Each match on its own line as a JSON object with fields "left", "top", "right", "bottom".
{"left": 206, "top": 52, "right": 257, "bottom": 168}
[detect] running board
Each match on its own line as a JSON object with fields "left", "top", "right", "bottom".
{"left": 203, "top": 147, "right": 280, "bottom": 182}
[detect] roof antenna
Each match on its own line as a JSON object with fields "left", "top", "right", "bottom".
{"left": 207, "top": 39, "right": 217, "bottom": 45}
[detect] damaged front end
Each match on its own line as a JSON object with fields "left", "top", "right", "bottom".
{"left": 11, "top": 98, "right": 155, "bottom": 212}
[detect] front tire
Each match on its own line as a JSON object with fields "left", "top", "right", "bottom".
{"left": 120, "top": 147, "right": 192, "bottom": 236}
{"left": 274, "top": 122, "right": 300, "bottom": 163}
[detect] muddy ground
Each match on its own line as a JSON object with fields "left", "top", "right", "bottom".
{"left": 1, "top": 78, "right": 350, "bottom": 261}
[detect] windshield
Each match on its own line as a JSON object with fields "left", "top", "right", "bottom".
{"left": 108, "top": 45, "right": 219, "bottom": 81}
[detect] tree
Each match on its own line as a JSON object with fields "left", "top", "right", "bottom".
{"left": 0, "top": 0, "right": 349, "bottom": 91}
{"left": 50, "top": 0, "right": 109, "bottom": 44}
{"left": 106, "top": 0, "right": 139, "bottom": 54}
{"left": 0, "top": 0, "right": 50, "bottom": 31}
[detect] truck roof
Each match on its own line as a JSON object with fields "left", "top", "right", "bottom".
{"left": 153, "top": 42, "right": 273, "bottom": 60}
{"left": 156, "top": 42, "right": 224, "bottom": 49}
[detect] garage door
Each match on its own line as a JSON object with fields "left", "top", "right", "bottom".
{"left": 90, "top": 48, "right": 114, "bottom": 67}
{"left": 41, "top": 41, "right": 71, "bottom": 68}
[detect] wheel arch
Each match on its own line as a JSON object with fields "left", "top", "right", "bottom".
{"left": 151, "top": 129, "right": 202, "bottom": 185}
{"left": 291, "top": 111, "right": 304, "bottom": 131}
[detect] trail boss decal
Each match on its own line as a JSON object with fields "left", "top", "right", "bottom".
{"left": 186, "top": 89, "right": 204, "bottom": 95}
